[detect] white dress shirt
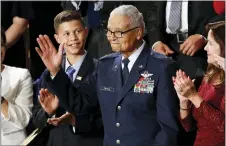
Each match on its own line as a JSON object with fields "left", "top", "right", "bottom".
{"left": 121, "top": 40, "right": 145, "bottom": 72}
{"left": 1, "top": 65, "right": 33, "bottom": 145}
{"left": 166, "top": 0, "right": 188, "bottom": 34}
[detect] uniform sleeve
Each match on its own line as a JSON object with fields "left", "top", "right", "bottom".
{"left": 154, "top": 63, "right": 179, "bottom": 146}
{"left": 2, "top": 69, "right": 33, "bottom": 129}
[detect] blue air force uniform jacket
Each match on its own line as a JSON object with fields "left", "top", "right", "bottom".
{"left": 42, "top": 45, "right": 179, "bottom": 146}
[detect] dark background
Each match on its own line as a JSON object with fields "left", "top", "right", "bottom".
{"left": 29, "top": 1, "right": 63, "bottom": 79}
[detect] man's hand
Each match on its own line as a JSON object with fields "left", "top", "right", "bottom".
{"left": 180, "top": 34, "right": 206, "bottom": 56}
{"left": 47, "top": 112, "right": 76, "bottom": 126}
{"left": 153, "top": 41, "right": 174, "bottom": 56}
{"left": 35, "top": 35, "right": 64, "bottom": 76}
{"left": 39, "top": 88, "right": 59, "bottom": 115}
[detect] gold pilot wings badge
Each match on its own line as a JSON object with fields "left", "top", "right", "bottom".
{"left": 134, "top": 71, "right": 154, "bottom": 94}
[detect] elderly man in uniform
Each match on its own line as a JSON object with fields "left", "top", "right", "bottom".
{"left": 36, "top": 5, "right": 179, "bottom": 146}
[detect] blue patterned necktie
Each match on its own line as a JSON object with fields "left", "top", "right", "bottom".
{"left": 66, "top": 66, "right": 76, "bottom": 81}
{"left": 122, "top": 58, "right": 130, "bottom": 86}
{"left": 168, "top": 1, "right": 182, "bottom": 33}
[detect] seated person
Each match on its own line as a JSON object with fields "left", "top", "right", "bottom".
{"left": 32, "top": 11, "right": 103, "bottom": 146}
{"left": 173, "top": 21, "right": 225, "bottom": 146}
{"left": 1, "top": 27, "right": 33, "bottom": 145}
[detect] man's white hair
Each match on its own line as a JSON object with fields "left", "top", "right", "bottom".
{"left": 110, "top": 5, "right": 145, "bottom": 30}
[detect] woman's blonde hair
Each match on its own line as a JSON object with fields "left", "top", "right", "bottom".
{"left": 204, "top": 21, "right": 225, "bottom": 87}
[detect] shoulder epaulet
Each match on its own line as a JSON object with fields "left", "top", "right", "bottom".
{"left": 99, "top": 52, "right": 120, "bottom": 60}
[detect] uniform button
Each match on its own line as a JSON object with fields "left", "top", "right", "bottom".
{"left": 116, "top": 139, "right": 120, "bottom": 144}
{"left": 117, "top": 106, "right": 121, "bottom": 110}
{"left": 116, "top": 123, "right": 120, "bottom": 127}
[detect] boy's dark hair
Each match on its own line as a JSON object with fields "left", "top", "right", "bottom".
{"left": 54, "top": 10, "right": 85, "bottom": 33}
{"left": 1, "top": 27, "right": 6, "bottom": 46}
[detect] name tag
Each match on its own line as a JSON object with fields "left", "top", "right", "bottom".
{"left": 100, "top": 86, "right": 115, "bottom": 92}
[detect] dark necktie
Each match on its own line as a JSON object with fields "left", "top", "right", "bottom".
{"left": 168, "top": 1, "right": 182, "bottom": 33}
{"left": 66, "top": 66, "right": 76, "bottom": 82}
{"left": 122, "top": 58, "right": 130, "bottom": 85}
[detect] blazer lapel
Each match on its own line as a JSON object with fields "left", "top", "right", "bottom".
{"left": 116, "top": 45, "right": 150, "bottom": 104}
{"left": 73, "top": 53, "right": 93, "bottom": 85}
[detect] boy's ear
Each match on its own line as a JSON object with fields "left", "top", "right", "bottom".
{"left": 54, "top": 34, "right": 61, "bottom": 44}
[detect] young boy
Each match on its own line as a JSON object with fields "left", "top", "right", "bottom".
{"left": 32, "top": 11, "right": 103, "bottom": 146}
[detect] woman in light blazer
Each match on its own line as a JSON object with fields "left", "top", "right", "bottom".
{"left": 1, "top": 27, "right": 33, "bottom": 145}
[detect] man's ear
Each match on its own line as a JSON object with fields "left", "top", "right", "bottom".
{"left": 54, "top": 34, "right": 61, "bottom": 44}
{"left": 136, "top": 28, "right": 143, "bottom": 40}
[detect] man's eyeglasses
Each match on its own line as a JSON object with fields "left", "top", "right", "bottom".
{"left": 105, "top": 27, "right": 140, "bottom": 38}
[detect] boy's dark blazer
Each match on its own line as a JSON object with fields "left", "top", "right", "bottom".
{"left": 32, "top": 52, "right": 103, "bottom": 146}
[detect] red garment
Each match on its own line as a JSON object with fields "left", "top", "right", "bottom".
{"left": 213, "top": 1, "right": 225, "bottom": 15}
{"left": 180, "top": 80, "right": 225, "bottom": 146}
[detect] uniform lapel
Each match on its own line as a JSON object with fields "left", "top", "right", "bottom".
{"left": 110, "top": 54, "right": 123, "bottom": 90}
{"left": 116, "top": 45, "right": 150, "bottom": 104}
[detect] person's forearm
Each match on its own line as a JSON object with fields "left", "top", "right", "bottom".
{"left": 179, "top": 100, "right": 192, "bottom": 119}
{"left": 5, "top": 16, "right": 29, "bottom": 49}
{"left": 189, "top": 94, "right": 203, "bottom": 108}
